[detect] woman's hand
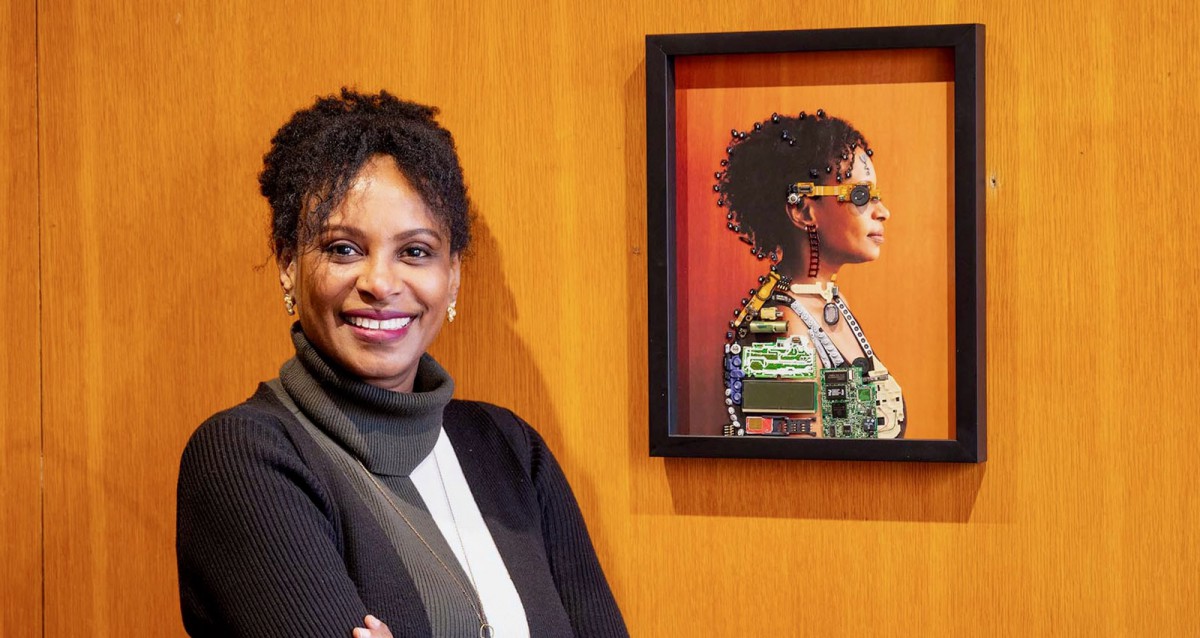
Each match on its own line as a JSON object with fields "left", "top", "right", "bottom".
{"left": 351, "top": 615, "right": 393, "bottom": 638}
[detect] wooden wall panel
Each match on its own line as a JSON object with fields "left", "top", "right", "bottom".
{"left": 37, "top": 0, "right": 1199, "bottom": 636}
{"left": 1, "top": 0, "right": 42, "bottom": 635}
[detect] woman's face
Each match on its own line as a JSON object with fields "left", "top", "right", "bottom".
{"left": 280, "top": 155, "right": 460, "bottom": 393}
{"left": 809, "top": 151, "right": 891, "bottom": 267}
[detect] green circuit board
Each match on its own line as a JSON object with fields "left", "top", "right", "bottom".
{"left": 740, "top": 336, "right": 816, "bottom": 379}
{"left": 820, "top": 367, "right": 878, "bottom": 438}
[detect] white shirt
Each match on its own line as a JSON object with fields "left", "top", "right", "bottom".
{"left": 410, "top": 430, "right": 531, "bottom": 637}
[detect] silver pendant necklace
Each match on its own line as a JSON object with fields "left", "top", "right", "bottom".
{"left": 432, "top": 448, "right": 495, "bottom": 638}
{"left": 789, "top": 281, "right": 840, "bottom": 327}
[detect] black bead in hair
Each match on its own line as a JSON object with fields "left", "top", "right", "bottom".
{"left": 717, "top": 113, "right": 868, "bottom": 256}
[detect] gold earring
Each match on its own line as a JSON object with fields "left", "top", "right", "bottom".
{"left": 446, "top": 301, "right": 457, "bottom": 323}
{"left": 284, "top": 293, "right": 296, "bottom": 316}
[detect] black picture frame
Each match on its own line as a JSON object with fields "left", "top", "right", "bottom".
{"left": 646, "top": 24, "right": 986, "bottom": 462}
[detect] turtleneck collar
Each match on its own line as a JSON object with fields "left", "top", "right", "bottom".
{"left": 278, "top": 324, "right": 455, "bottom": 476}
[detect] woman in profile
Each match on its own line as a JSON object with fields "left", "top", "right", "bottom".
{"left": 176, "top": 89, "right": 627, "bottom": 637}
{"left": 717, "top": 110, "right": 906, "bottom": 438}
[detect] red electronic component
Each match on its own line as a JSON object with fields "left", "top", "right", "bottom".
{"left": 743, "top": 416, "right": 817, "bottom": 437}
{"left": 744, "top": 416, "right": 767, "bottom": 434}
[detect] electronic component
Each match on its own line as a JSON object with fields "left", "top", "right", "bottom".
{"left": 789, "top": 418, "right": 816, "bottom": 437}
{"left": 723, "top": 352, "right": 745, "bottom": 411}
{"left": 744, "top": 416, "right": 766, "bottom": 433}
{"left": 820, "top": 366, "right": 877, "bottom": 438}
{"left": 733, "top": 271, "right": 782, "bottom": 330}
{"left": 745, "top": 415, "right": 816, "bottom": 436}
{"left": 741, "top": 379, "right": 817, "bottom": 414}
{"left": 721, "top": 268, "right": 907, "bottom": 439}
{"left": 749, "top": 320, "right": 787, "bottom": 333}
{"left": 823, "top": 369, "right": 850, "bottom": 384}
{"left": 787, "top": 298, "right": 846, "bottom": 368}
{"left": 870, "top": 368, "right": 906, "bottom": 439}
{"left": 832, "top": 296, "right": 874, "bottom": 360}
{"left": 788, "top": 181, "right": 882, "bottom": 205}
{"left": 740, "top": 336, "right": 816, "bottom": 379}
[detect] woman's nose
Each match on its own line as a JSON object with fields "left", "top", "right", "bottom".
{"left": 356, "top": 255, "right": 401, "bottom": 301}
{"left": 873, "top": 200, "right": 891, "bottom": 221}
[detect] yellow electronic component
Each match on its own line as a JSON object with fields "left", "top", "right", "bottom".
{"left": 788, "top": 182, "right": 882, "bottom": 206}
{"left": 759, "top": 306, "right": 780, "bottom": 321}
{"left": 734, "top": 271, "right": 782, "bottom": 328}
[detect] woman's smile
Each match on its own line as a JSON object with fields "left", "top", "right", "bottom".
{"left": 343, "top": 310, "right": 416, "bottom": 343}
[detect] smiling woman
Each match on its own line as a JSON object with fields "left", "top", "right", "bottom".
{"left": 175, "top": 89, "right": 628, "bottom": 638}
{"left": 282, "top": 157, "right": 461, "bottom": 393}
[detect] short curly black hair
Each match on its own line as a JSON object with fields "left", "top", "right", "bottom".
{"left": 717, "top": 111, "right": 869, "bottom": 257}
{"left": 260, "top": 88, "right": 471, "bottom": 260}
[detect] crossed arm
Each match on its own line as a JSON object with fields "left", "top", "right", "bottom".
{"left": 177, "top": 417, "right": 394, "bottom": 637}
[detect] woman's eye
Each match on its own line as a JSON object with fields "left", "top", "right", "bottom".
{"left": 325, "top": 243, "right": 360, "bottom": 257}
{"left": 402, "top": 246, "right": 432, "bottom": 259}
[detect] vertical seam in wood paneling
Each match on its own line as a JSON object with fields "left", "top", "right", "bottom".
{"left": 34, "top": 0, "right": 45, "bottom": 636}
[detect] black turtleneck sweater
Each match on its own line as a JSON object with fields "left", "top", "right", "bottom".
{"left": 176, "top": 332, "right": 628, "bottom": 637}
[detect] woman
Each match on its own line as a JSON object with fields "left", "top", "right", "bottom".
{"left": 716, "top": 110, "right": 906, "bottom": 439}
{"left": 176, "top": 89, "right": 628, "bottom": 637}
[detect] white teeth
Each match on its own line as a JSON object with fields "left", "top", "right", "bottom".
{"left": 346, "top": 315, "right": 412, "bottom": 330}
{"left": 380, "top": 317, "right": 411, "bottom": 330}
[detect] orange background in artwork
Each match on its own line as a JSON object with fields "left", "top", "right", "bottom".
{"left": 674, "top": 49, "right": 955, "bottom": 438}
{"left": 3, "top": 1, "right": 1199, "bottom": 637}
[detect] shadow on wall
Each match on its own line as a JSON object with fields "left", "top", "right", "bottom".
{"left": 623, "top": 59, "right": 985, "bottom": 525}
{"left": 432, "top": 210, "right": 616, "bottom": 556}
{"left": 663, "top": 458, "right": 985, "bottom": 523}
{"left": 437, "top": 210, "right": 564, "bottom": 451}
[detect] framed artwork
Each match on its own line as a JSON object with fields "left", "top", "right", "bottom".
{"left": 646, "top": 24, "right": 985, "bottom": 462}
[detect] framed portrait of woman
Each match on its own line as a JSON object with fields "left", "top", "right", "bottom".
{"left": 646, "top": 24, "right": 985, "bottom": 462}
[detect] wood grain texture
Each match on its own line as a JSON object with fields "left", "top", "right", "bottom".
{"left": 36, "top": 0, "right": 1199, "bottom": 636}
{"left": 0, "top": 0, "right": 42, "bottom": 635}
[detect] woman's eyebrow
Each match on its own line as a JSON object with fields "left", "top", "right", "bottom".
{"left": 391, "top": 228, "right": 442, "bottom": 242}
{"left": 320, "top": 225, "right": 444, "bottom": 242}
{"left": 321, "top": 224, "right": 366, "bottom": 238}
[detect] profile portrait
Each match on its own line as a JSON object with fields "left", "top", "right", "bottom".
{"left": 668, "top": 47, "right": 958, "bottom": 442}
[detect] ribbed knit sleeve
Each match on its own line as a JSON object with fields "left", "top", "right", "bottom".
{"left": 176, "top": 413, "right": 370, "bottom": 637}
{"left": 525, "top": 425, "right": 630, "bottom": 638}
